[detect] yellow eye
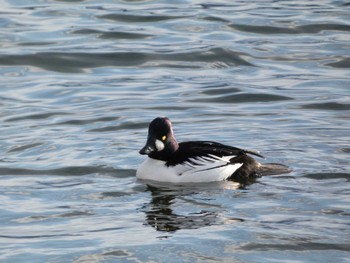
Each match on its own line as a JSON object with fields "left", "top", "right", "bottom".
{"left": 162, "top": 135, "right": 167, "bottom": 141}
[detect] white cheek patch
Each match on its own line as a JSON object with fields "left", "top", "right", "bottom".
{"left": 155, "top": 139, "right": 165, "bottom": 151}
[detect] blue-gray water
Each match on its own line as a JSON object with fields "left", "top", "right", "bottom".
{"left": 0, "top": 0, "right": 349, "bottom": 262}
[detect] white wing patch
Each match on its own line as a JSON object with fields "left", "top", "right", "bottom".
{"left": 174, "top": 154, "right": 243, "bottom": 182}
{"left": 180, "top": 154, "right": 236, "bottom": 174}
{"left": 137, "top": 155, "right": 243, "bottom": 183}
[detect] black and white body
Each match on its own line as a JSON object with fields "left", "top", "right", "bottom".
{"left": 137, "top": 117, "right": 289, "bottom": 184}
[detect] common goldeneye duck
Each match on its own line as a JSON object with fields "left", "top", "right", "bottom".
{"left": 137, "top": 117, "right": 290, "bottom": 184}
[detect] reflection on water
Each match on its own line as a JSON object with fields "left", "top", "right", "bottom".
{"left": 0, "top": 0, "right": 349, "bottom": 262}
{"left": 142, "top": 184, "right": 244, "bottom": 232}
{"left": 145, "top": 189, "right": 216, "bottom": 232}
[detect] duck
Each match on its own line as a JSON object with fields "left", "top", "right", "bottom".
{"left": 137, "top": 117, "right": 290, "bottom": 184}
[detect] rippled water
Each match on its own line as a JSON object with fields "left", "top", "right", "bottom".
{"left": 1, "top": 0, "right": 350, "bottom": 262}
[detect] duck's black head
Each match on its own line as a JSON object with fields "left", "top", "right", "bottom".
{"left": 139, "top": 117, "right": 179, "bottom": 160}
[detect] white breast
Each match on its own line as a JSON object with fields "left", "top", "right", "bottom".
{"left": 136, "top": 155, "right": 243, "bottom": 183}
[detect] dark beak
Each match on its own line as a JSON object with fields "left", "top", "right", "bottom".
{"left": 139, "top": 138, "right": 156, "bottom": 155}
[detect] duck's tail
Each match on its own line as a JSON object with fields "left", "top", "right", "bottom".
{"left": 258, "top": 163, "right": 292, "bottom": 176}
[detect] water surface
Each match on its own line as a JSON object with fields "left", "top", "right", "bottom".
{"left": 0, "top": 0, "right": 349, "bottom": 262}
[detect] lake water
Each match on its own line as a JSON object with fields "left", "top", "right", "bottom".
{"left": 0, "top": 0, "right": 349, "bottom": 262}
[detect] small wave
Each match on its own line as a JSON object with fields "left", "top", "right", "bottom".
{"left": 14, "top": 210, "right": 94, "bottom": 223}
{"left": 88, "top": 121, "right": 147, "bottom": 132}
{"left": 7, "top": 142, "right": 43, "bottom": 153}
{"left": 0, "top": 166, "right": 135, "bottom": 177}
{"left": 237, "top": 242, "right": 350, "bottom": 252}
{"left": 0, "top": 48, "right": 253, "bottom": 73}
{"left": 303, "top": 172, "right": 350, "bottom": 181}
{"left": 56, "top": 116, "right": 120, "bottom": 126}
{"left": 326, "top": 57, "right": 350, "bottom": 68}
{"left": 339, "top": 148, "right": 350, "bottom": 153}
{"left": 71, "top": 29, "right": 153, "bottom": 40}
{"left": 0, "top": 233, "right": 78, "bottom": 239}
{"left": 301, "top": 102, "right": 350, "bottom": 111}
{"left": 229, "top": 23, "right": 350, "bottom": 34}
{"left": 5, "top": 112, "right": 69, "bottom": 122}
{"left": 189, "top": 92, "right": 293, "bottom": 103}
{"left": 201, "top": 87, "right": 241, "bottom": 95}
{"left": 0, "top": 52, "right": 148, "bottom": 73}
{"left": 166, "top": 47, "right": 254, "bottom": 67}
{"left": 98, "top": 13, "right": 187, "bottom": 23}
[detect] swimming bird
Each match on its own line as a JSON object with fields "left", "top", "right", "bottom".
{"left": 137, "top": 117, "right": 290, "bottom": 184}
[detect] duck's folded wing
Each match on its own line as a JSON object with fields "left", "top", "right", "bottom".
{"left": 172, "top": 153, "right": 244, "bottom": 181}
{"left": 181, "top": 141, "right": 263, "bottom": 157}
{"left": 166, "top": 141, "right": 262, "bottom": 167}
